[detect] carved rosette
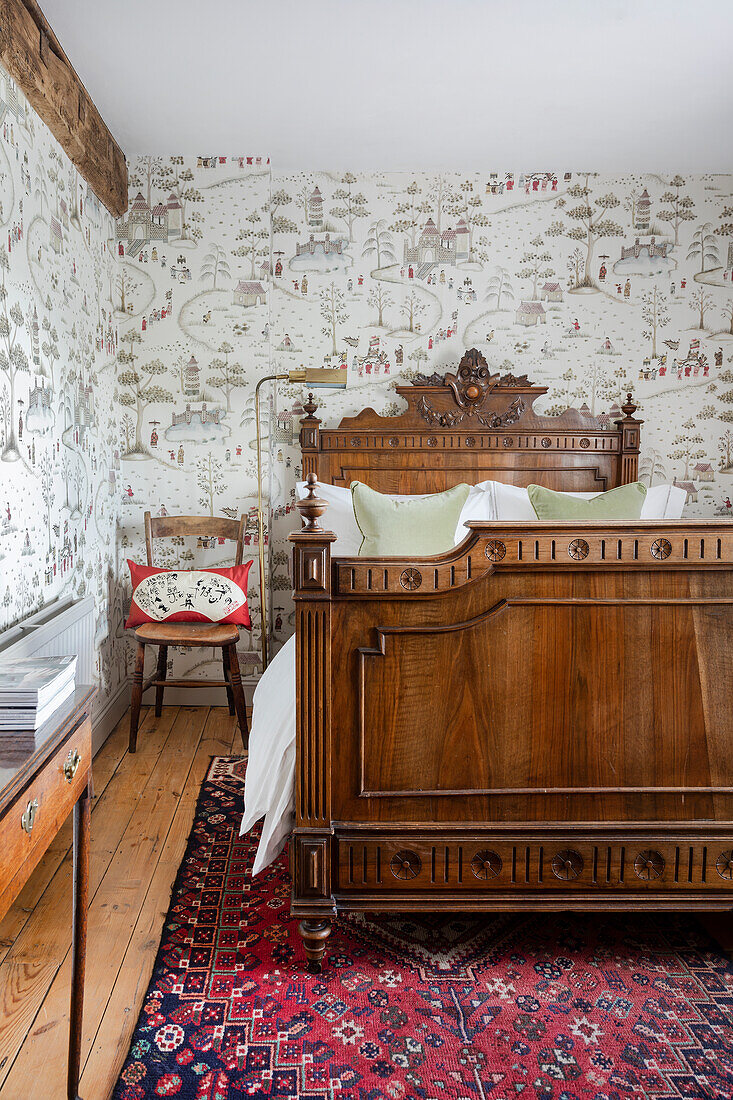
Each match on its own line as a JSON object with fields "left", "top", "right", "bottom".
{"left": 568, "top": 538, "right": 590, "bottom": 561}
{"left": 650, "top": 538, "right": 672, "bottom": 560}
{"left": 465, "top": 436, "right": 476, "bottom": 448}
{"left": 716, "top": 851, "right": 733, "bottom": 880}
{"left": 541, "top": 437, "right": 552, "bottom": 448}
{"left": 390, "top": 850, "right": 422, "bottom": 880}
{"left": 579, "top": 438, "right": 591, "bottom": 449}
{"left": 427, "top": 436, "right": 438, "bottom": 447}
{"left": 551, "top": 850, "right": 584, "bottom": 880}
{"left": 502, "top": 437, "right": 514, "bottom": 448}
{"left": 388, "top": 437, "right": 399, "bottom": 448}
{"left": 349, "top": 437, "right": 361, "bottom": 447}
{"left": 484, "top": 540, "right": 507, "bottom": 563}
{"left": 634, "top": 850, "right": 665, "bottom": 880}
{"left": 400, "top": 567, "right": 422, "bottom": 591}
{"left": 471, "top": 850, "right": 502, "bottom": 880}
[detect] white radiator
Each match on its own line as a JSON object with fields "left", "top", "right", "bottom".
{"left": 0, "top": 596, "right": 95, "bottom": 685}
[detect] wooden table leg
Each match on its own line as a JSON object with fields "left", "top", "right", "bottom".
{"left": 67, "top": 779, "right": 90, "bottom": 1100}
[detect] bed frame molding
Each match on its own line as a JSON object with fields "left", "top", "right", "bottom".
{"left": 300, "top": 347, "right": 643, "bottom": 494}
{"left": 290, "top": 349, "right": 733, "bottom": 972}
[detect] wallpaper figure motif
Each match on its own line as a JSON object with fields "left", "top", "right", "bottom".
{"left": 115, "top": 157, "right": 272, "bottom": 688}
{"left": 119, "top": 165, "right": 733, "bottom": 683}
{"left": 6, "top": 70, "right": 732, "bottom": 703}
{"left": 0, "top": 61, "right": 124, "bottom": 707}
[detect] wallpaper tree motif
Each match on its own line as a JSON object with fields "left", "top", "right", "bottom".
{"left": 5, "top": 73, "right": 732, "bottom": 705}
{"left": 115, "top": 157, "right": 272, "bottom": 686}
{"left": 0, "top": 63, "right": 124, "bottom": 705}
{"left": 119, "top": 164, "right": 733, "bottom": 683}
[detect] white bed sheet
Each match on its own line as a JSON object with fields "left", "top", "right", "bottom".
{"left": 240, "top": 633, "right": 296, "bottom": 875}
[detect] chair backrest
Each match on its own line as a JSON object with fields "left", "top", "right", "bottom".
{"left": 144, "top": 512, "right": 246, "bottom": 567}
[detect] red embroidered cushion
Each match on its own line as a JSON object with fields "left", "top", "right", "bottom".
{"left": 125, "top": 560, "right": 253, "bottom": 629}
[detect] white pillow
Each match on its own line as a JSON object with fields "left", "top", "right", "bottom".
{"left": 491, "top": 481, "right": 685, "bottom": 521}
{"left": 296, "top": 480, "right": 498, "bottom": 555}
{"left": 454, "top": 480, "right": 496, "bottom": 544}
{"left": 642, "top": 483, "right": 686, "bottom": 520}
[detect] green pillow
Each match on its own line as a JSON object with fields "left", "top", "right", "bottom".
{"left": 351, "top": 481, "right": 470, "bottom": 556}
{"left": 527, "top": 481, "right": 647, "bottom": 521}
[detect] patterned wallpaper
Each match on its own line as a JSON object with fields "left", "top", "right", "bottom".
{"left": 0, "top": 63, "right": 125, "bottom": 706}
{"left": 119, "top": 163, "right": 733, "bottom": 679}
{"left": 115, "top": 157, "right": 271, "bottom": 683}
{"left": 6, "top": 76, "right": 732, "bottom": 698}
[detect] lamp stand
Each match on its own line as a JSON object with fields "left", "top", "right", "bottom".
{"left": 254, "top": 369, "right": 306, "bottom": 673}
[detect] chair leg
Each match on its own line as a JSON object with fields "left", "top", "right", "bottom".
{"left": 154, "top": 644, "right": 168, "bottom": 717}
{"left": 129, "top": 641, "right": 145, "bottom": 753}
{"left": 227, "top": 643, "right": 249, "bottom": 747}
{"left": 221, "top": 645, "right": 235, "bottom": 716}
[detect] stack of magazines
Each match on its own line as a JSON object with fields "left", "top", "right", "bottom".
{"left": 0, "top": 655, "right": 77, "bottom": 730}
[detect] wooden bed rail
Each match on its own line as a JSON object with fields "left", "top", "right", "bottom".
{"left": 290, "top": 481, "right": 733, "bottom": 602}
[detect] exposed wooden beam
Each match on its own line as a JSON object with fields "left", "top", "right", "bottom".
{"left": 0, "top": 0, "right": 127, "bottom": 217}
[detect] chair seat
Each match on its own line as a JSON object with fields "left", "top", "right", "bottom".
{"left": 134, "top": 621, "right": 240, "bottom": 647}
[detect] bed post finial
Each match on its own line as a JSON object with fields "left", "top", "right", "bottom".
{"left": 621, "top": 391, "right": 638, "bottom": 420}
{"left": 296, "top": 473, "right": 327, "bottom": 531}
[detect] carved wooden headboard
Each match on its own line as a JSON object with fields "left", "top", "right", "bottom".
{"left": 300, "top": 348, "right": 642, "bottom": 494}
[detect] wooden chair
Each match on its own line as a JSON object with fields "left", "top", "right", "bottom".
{"left": 128, "top": 511, "right": 250, "bottom": 752}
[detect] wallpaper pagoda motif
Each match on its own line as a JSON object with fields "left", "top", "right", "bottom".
{"left": 5, "top": 91, "right": 733, "bottom": 694}
{"left": 116, "top": 162, "right": 733, "bottom": 681}
{"left": 0, "top": 62, "right": 124, "bottom": 706}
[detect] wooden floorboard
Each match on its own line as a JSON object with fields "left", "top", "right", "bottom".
{"left": 0, "top": 708, "right": 138, "bottom": 968}
{"left": 0, "top": 704, "right": 244, "bottom": 1099}
{"left": 0, "top": 702, "right": 729, "bottom": 1098}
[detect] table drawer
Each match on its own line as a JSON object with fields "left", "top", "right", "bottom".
{"left": 0, "top": 716, "right": 91, "bottom": 894}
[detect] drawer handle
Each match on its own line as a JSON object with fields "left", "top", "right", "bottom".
{"left": 63, "top": 748, "right": 81, "bottom": 783}
{"left": 21, "top": 799, "right": 39, "bottom": 836}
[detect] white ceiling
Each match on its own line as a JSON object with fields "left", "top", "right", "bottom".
{"left": 42, "top": 0, "right": 733, "bottom": 170}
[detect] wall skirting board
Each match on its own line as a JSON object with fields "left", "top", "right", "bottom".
{"left": 91, "top": 681, "right": 130, "bottom": 755}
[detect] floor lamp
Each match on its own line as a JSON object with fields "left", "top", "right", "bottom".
{"left": 254, "top": 368, "right": 308, "bottom": 672}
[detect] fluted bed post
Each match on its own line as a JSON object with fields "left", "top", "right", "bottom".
{"left": 289, "top": 474, "right": 337, "bottom": 972}
{"left": 616, "top": 392, "right": 643, "bottom": 484}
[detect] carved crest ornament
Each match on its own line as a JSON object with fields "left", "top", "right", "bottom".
{"left": 413, "top": 349, "right": 528, "bottom": 429}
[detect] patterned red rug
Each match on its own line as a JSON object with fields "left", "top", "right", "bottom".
{"left": 112, "top": 758, "right": 733, "bottom": 1100}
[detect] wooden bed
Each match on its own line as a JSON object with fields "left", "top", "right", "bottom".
{"left": 288, "top": 348, "right": 733, "bottom": 971}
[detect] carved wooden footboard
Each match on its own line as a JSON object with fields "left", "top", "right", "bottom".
{"left": 287, "top": 350, "right": 733, "bottom": 970}
{"left": 290, "top": 508, "right": 733, "bottom": 969}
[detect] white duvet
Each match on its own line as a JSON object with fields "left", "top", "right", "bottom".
{"left": 241, "top": 481, "right": 687, "bottom": 873}
{"left": 240, "top": 633, "right": 297, "bottom": 874}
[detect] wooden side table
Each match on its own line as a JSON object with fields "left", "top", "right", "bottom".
{"left": 0, "top": 686, "right": 94, "bottom": 1100}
